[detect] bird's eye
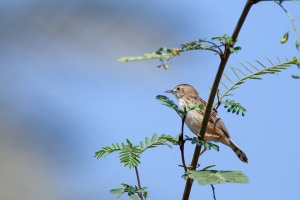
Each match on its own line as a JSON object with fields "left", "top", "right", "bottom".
{"left": 177, "top": 87, "right": 180, "bottom": 91}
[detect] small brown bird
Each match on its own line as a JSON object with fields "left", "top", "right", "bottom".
{"left": 166, "top": 84, "right": 248, "bottom": 163}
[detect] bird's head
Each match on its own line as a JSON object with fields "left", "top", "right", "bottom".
{"left": 165, "top": 84, "right": 199, "bottom": 99}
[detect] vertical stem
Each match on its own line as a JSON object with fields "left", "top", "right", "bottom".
{"left": 135, "top": 166, "right": 144, "bottom": 200}
{"left": 182, "top": 0, "right": 258, "bottom": 199}
{"left": 181, "top": 146, "right": 201, "bottom": 199}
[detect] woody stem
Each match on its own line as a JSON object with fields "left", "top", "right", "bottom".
{"left": 182, "top": 0, "right": 259, "bottom": 199}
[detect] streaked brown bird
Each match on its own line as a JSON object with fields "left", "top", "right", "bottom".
{"left": 166, "top": 84, "right": 248, "bottom": 163}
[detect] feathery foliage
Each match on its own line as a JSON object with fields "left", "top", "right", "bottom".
{"left": 119, "top": 141, "right": 141, "bottom": 169}
{"left": 185, "top": 136, "right": 219, "bottom": 152}
{"left": 224, "top": 99, "right": 246, "bottom": 116}
{"left": 215, "top": 57, "right": 300, "bottom": 113}
{"left": 117, "top": 35, "right": 240, "bottom": 70}
{"left": 156, "top": 95, "right": 204, "bottom": 118}
{"left": 95, "top": 134, "right": 177, "bottom": 168}
{"left": 94, "top": 142, "right": 125, "bottom": 158}
{"left": 140, "top": 133, "right": 177, "bottom": 152}
{"left": 98, "top": 1, "right": 300, "bottom": 199}
{"left": 117, "top": 47, "right": 177, "bottom": 62}
{"left": 110, "top": 183, "right": 148, "bottom": 200}
{"left": 156, "top": 95, "right": 184, "bottom": 116}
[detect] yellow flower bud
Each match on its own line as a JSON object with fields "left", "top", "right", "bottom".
{"left": 171, "top": 49, "right": 180, "bottom": 56}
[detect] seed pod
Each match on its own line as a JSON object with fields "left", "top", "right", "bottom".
{"left": 280, "top": 32, "right": 289, "bottom": 43}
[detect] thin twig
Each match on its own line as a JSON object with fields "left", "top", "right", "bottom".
{"left": 211, "top": 184, "right": 216, "bottom": 200}
{"left": 199, "top": 148, "right": 207, "bottom": 157}
{"left": 180, "top": 115, "right": 188, "bottom": 172}
{"left": 134, "top": 166, "right": 144, "bottom": 200}
{"left": 275, "top": 1, "right": 300, "bottom": 39}
{"left": 182, "top": 0, "right": 258, "bottom": 199}
{"left": 203, "top": 40, "right": 224, "bottom": 55}
{"left": 182, "top": 46, "right": 221, "bottom": 55}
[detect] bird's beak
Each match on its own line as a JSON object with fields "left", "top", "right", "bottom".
{"left": 165, "top": 90, "right": 174, "bottom": 94}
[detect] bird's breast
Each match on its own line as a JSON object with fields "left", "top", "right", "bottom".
{"left": 178, "top": 98, "right": 203, "bottom": 135}
{"left": 185, "top": 110, "right": 203, "bottom": 135}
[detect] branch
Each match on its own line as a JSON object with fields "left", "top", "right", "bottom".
{"left": 182, "top": 0, "right": 259, "bottom": 199}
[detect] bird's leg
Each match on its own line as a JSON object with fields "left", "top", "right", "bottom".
{"left": 187, "top": 162, "right": 201, "bottom": 169}
{"left": 187, "top": 148, "right": 206, "bottom": 168}
{"left": 186, "top": 146, "right": 207, "bottom": 169}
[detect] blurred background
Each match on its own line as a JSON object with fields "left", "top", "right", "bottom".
{"left": 1, "top": 0, "right": 300, "bottom": 199}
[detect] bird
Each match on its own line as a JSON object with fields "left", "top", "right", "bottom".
{"left": 165, "top": 84, "right": 248, "bottom": 163}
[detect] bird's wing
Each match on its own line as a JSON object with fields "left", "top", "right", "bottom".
{"left": 195, "top": 97, "right": 231, "bottom": 138}
{"left": 210, "top": 114, "right": 231, "bottom": 138}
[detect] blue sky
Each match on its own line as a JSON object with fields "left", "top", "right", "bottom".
{"left": 1, "top": 1, "right": 300, "bottom": 200}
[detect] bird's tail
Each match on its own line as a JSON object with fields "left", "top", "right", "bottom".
{"left": 228, "top": 138, "right": 248, "bottom": 163}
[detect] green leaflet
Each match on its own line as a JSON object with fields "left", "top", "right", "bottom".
{"left": 224, "top": 99, "right": 246, "bottom": 116}
{"left": 185, "top": 103, "right": 204, "bottom": 111}
{"left": 140, "top": 133, "right": 174, "bottom": 152}
{"left": 187, "top": 170, "right": 249, "bottom": 185}
{"left": 110, "top": 188, "right": 124, "bottom": 195}
{"left": 117, "top": 52, "right": 172, "bottom": 62}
